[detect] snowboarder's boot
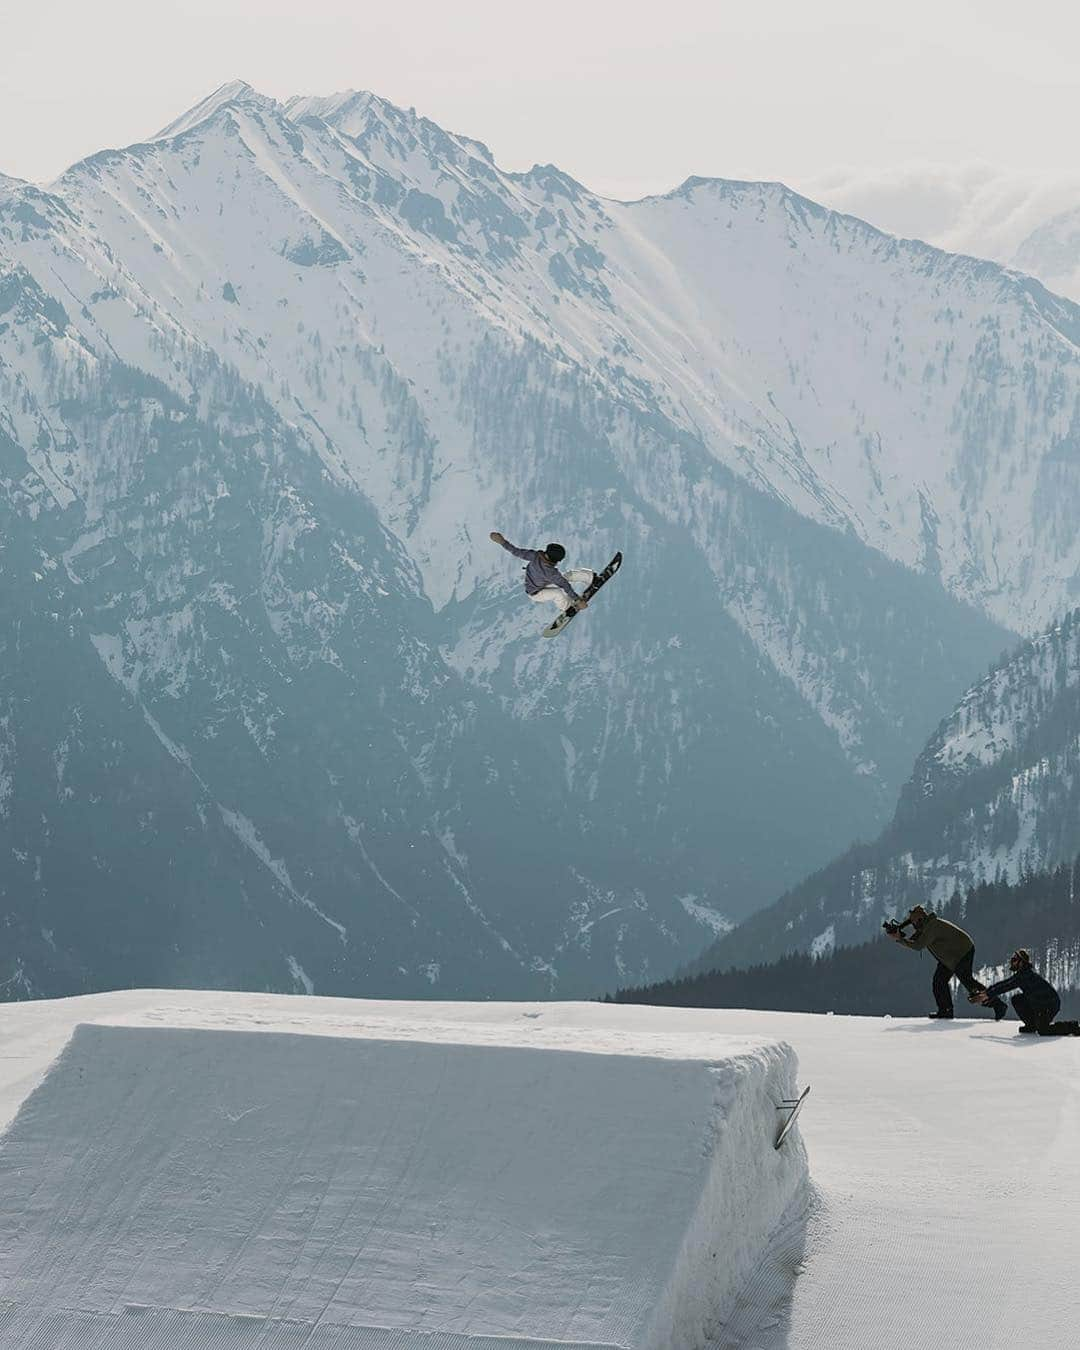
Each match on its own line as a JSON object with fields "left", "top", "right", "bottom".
{"left": 928, "top": 1010, "right": 954, "bottom": 1020}
{"left": 1017, "top": 1025, "right": 1038, "bottom": 1034}
{"left": 543, "top": 552, "right": 621, "bottom": 637}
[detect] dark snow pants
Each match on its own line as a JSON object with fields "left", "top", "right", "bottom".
{"left": 1012, "top": 991, "right": 1077, "bottom": 1034}
{"left": 933, "top": 949, "right": 1002, "bottom": 1016}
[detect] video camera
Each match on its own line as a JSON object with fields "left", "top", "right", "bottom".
{"left": 882, "top": 917, "right": 911, "bottom": 936}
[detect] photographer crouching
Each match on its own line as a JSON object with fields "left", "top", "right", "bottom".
{"left": 970, "top": 948, "right": 1080, "bottom": 1035}
{"left": 883, "top": 905, "right": 1007, "bottom": 1021}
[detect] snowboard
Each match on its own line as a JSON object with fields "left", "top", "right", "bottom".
{"left": 774, "top": 1085, "right": 810, "bottom": 1149}
{"left": 543, "top": 552, "right": 623, "bottom": 638}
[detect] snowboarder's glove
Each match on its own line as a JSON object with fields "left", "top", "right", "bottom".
{"left": 574, "top": 596, "right": 589, "bottom": 610}
{"left": 490, "top": 531, "right": 506, "bottom": 545}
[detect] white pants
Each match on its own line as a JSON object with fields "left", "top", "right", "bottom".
{"left": 529, "top": 568, "right": 594, "bottom": 613}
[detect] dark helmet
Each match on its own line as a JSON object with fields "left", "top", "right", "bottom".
{"left": 545, "top": 543, "right": 566, "bottom": 564}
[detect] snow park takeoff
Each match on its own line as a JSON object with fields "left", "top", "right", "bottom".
{"left": 0, "top": 994, "right": 805, "bottom": 1349}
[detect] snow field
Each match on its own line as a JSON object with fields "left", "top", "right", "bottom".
{"left": 0, "top": 999, "right": 806, "bottom": 1350}
{"left": 711, "top": 1009, "right": 1080, "bottom": 1350}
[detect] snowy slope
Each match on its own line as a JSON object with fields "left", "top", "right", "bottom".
{"left": 1, "top": 992, "right": 1077, "bottom": 1350}
{"left": 0, "top": 994, "right": 804, "bottom": 1349}
{"left": 694, "top": 609, "right": 1080, "bottom": 975}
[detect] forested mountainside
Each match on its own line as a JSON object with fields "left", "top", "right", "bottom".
{"left": 10, "top": 79, "right": 1080, "bottom": 997}
{"left": 691, "top": 612, "right": 1080, "bottom": 976}
{"left": 615, "top": 860, "right": 1080, "bottom": 1014}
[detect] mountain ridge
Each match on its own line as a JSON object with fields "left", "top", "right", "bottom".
{"left": 6, "top": 82, "right": 1077, "bottom": 999}
{"left": 689, "top": 610, "right": 1080, "bottom": 977}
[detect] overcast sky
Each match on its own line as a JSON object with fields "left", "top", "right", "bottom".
{"left": 2, "top": 0, "right": 1077, "bottom": 243}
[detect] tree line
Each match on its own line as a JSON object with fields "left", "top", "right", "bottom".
{"left": 609, "top": 858, "right": 1080, "bottom": 1016}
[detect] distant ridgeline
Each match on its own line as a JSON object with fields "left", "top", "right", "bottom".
{"left": 610, "top": 859, "right": 1080, "bottom": 1016}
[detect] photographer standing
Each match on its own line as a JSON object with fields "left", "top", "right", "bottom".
{"left": 885, "top": 905, "right": 1006, "bottom": 1020}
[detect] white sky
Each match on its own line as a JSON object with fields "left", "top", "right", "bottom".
{"left": 2, "top": 0, "right": 1077, "bottom": 210}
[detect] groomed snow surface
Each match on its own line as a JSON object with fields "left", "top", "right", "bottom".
{"left": 0, "top": 996, "right": 804, "bottom": 1350}
{"left": 0, "top": 997, "right": 1077, "bottom": 1349}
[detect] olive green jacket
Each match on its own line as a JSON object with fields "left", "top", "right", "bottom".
{"left": 897, "top": 914, "right": 974, "bottom": 971}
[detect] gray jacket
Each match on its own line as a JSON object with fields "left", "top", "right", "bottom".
{"left": 498, "top": 539, "right": 578, "bottom": 598}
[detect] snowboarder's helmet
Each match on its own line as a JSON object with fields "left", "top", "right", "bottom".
{"left": 545, "top": 543, "right": 566, "bottom": 564}
{"left": 1010, "top": 948, "right": 1032, "bottom": 970}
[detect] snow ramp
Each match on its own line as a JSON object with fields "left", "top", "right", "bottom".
{"left": 0, "top": 1021, "right": 806, "bottom": 1349}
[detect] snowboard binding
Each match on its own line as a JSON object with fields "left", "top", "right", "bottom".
{"left": 543, "top": 552, "right": 622, "bottom": 638}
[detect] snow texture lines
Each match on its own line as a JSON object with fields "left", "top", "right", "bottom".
{"left": 0, "top": 1013, "right": 803, "bottom": 1350}
{"left": 2, "top": 995, "right": 1078, "bottom": 1350}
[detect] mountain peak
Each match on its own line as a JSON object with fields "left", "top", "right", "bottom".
{"left": 152, "top": 80, "right": 278, "bottom": 141}
{"left": 664, "top": 175, "right": 798, "bottom": 206}
{"left": 286, "top": 89, "right": 379, "bottom": 126}
{"left": 517, "top": 163, "right": 587, "bottom": 200}
{"left": 285, "top": 89, "right": 496, "bottom": 166}
{"left": 284, "top": 89, "right": 404, "bottom": 145}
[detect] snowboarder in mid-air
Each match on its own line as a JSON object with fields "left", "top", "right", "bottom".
{"left": 490, "top": 532, "right": 622, "bottom": 637}
{"left": 970, "top": 949, "right": 1080, "bottom": 1035}
{"left": 490, "top": 533, "right": 593, "bottom": 613}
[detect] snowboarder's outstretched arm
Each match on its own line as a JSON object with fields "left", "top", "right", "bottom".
{"left": 490, "top": 531, "right": 588, "bottom": 606}
{"left": 490, "top": 531, "right": 536, "bottom": 562}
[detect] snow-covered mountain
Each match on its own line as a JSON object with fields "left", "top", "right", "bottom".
{"left": 12, "top": 81, "right": 1080, "bottom": 631}
{"left": 7, "top": 80, "right": 1080, "bottom": 999}
{"left": 1014, "top": 205, "right": 1080, "bottom": 312}
{"left": 804, "top": 165, "right": 1080, "bottom": 303}
{"left": 691, "top": 610, "right": 1080, "bottom": 974}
